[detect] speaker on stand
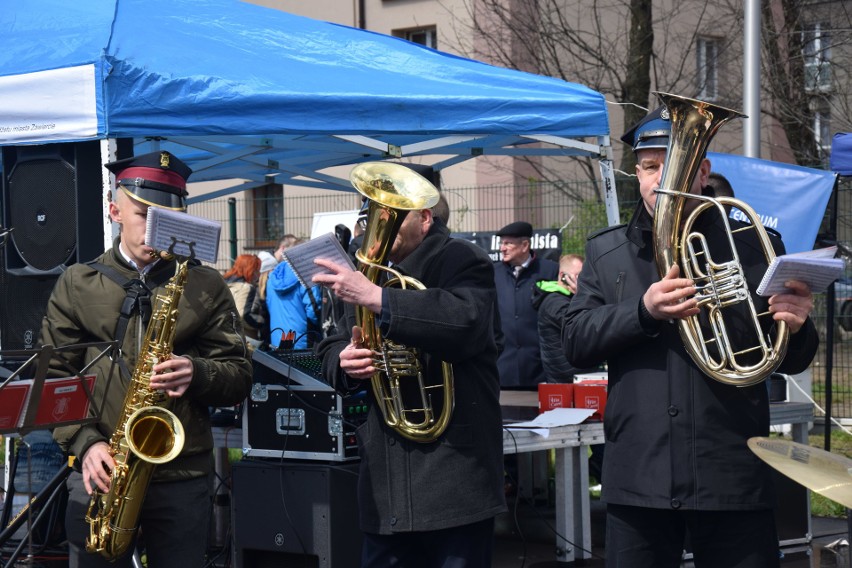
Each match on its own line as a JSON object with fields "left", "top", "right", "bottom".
{"left": 0, "top": 141, "right": 104, "bottom": 351}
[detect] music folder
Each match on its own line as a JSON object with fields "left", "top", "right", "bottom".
{"left": 0, "top": 375, "right": 97, "bottom": 434}
{"left": 0, "top": 341, "right": 117, "bottom": 435}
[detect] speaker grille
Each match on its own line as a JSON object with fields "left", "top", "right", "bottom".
{"left": 0, "top": 247, "right": 57, "bottom": 350}
{"left": 8, "top": 158, "right": 78, "bottom": 272}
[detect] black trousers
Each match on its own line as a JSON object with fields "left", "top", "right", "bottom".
{"left": 605, "top": 503, "right": 780, "bottom": 568}
{"left": 361, "top": 517, "right": 495, "bottom": 568}
{"left": 65, "top": 471, "right": 212, "bottom": 568}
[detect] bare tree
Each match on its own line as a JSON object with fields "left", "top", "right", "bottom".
{"left": 761, "top": 0, "right": 852, "bottom": 167}
{"left": 442, "top": 0, "right": 740, "bottom": 202}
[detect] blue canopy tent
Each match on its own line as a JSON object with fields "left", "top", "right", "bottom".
{"left": 0, "top": 0, "right": 617, "bottom": 222}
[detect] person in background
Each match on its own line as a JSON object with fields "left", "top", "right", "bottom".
{"left": 493, "top": 221, "right": 559, "bottom": 389}
{"left": 313, "top": 195, "right": 505, "bottom": 567}
{"left": 532, "top": 253, "right": 585, "bottom": 383}
{"left": 40, "top": 150, "right": 253, "bottom": 568}
{"left": 266, "top": 237, "right": 322, "bottom": 349}
{"left": 223, "top": 254, "right": 265, "bottom": 349}
{"left": 705, "top": 171, "right": 736, "bottom": 216}
{"left": 563, "top": 106, "right": 819, "bottom": 567}
{"left": 273, "top": 234, "right": 299, "bottom": 263}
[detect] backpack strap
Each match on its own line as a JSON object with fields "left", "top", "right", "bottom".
{"left": 87, "top": 260, "right": 174, "bottom": 378}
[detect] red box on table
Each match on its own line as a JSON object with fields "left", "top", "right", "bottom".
{"left": 537, "top": 383, "right": 574, "bottom": 413}
{"left": 573, "top": 380, "right": 607, "bottom": 421}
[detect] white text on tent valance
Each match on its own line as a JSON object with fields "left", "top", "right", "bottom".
{"left": 0, "top": 64, "right": 97, "bottom": 144}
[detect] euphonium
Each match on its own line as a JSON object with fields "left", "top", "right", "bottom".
{"left": 350, "top": 162, "right": 455, "bottom": 443}
{"left": 85, "top": 259, "right": 188, "bottom": 560}
{"left": 652, "top": 92, "right": 789, "bottom": 386}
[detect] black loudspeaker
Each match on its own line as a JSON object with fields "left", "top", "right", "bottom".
{"left": 0, "top": 245, "right": 57, "bottom": 350}
{"left": 1, "top": 141, "right": 104, "bottom": 276}
{"left": 0, "top": 141, "right": 104, "bottom": 351}
{"left": 231, "top": 460, "right": 362, "bottom": 568}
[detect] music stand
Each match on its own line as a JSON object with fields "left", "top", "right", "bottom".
{"left": 0, "top": 341, "right": 118, "bottom": 566}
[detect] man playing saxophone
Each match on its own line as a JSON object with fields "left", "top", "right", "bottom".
{"left": 40, "top": 151, "right": 252, "bottom": 568}
{"left": 314, "top": 163, "right": 506, "bottom": 567}
{"left": 564, "top": 105, "right": 819, "bottom": 567}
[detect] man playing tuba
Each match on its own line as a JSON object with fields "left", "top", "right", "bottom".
{"left": 314, "top": 163, "right": 505, "bottom": 567}
{"left": 563, "top": 105, "right": 818, "bottom": 567}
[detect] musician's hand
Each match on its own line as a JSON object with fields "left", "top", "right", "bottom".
{"left": 150, "top": 355, "right": 193, "bottom": 398}
{"left": 312, "top": 259, "right": 383, "bottom": 314}
{"left": 82, "top": 441, "right": 114, "bottom": 495}
{"left": 339, "top": 326, "right": 376, "bottom": 381}
{"left": 768, "top": 280, "right": 813, "bottom": 334}
{"left": 642, "top": 264, "right": 699, "bottom": 321}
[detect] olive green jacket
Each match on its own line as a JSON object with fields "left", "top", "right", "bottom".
{"left": 41, "top": 238, "right": 253, "bottom": 480}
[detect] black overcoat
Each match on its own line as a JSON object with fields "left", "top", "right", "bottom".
{"left": 318, "top": 220, "right": 507, "bottom": 534}
{"left": 564, "top": 204, "right": 818, "bottom": 511}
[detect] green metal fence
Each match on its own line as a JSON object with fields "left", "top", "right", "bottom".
{"left": 193, "top": 176, "right": 852, "bottom": 421}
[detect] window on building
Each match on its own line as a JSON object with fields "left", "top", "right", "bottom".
{"left": 399, "top": 27, "right": 437, "bottom": 49}
{"left": 803, "top": 23, "right": 831, "bottom": 92}
{"left": 252, "top": 183, "right": 284, "bottom": 248}
{"left": 696, "top": 37, "right": 718, "bottom": 100}
{"left": 814, "top": 106, "right": 831, "bottom": 159}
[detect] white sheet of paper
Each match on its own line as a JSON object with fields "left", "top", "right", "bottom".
{"left": 506, "top": 407, "right": 595, "bottom": 430}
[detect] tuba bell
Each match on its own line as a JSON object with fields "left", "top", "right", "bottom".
{"left": 652, "top": 92, "right": 789, "bottom": 387}
{"left": 350, "top": 162, "right": 454, "bottom": 443}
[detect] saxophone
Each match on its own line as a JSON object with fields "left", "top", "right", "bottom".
{"left": 85, "top": 259, "right": 188, "bottom": 560}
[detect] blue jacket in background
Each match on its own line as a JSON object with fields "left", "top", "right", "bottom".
{"left": 266, "top": 261, "right": 321, "bottom": 349}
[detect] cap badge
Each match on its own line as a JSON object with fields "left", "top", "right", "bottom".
{"left": 160, "top": 152, "right": 170, "bottom": 168}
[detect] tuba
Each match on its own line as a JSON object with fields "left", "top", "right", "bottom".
{"left": 652, "top": 92, "right": 789, "bottom": 387}
{"left": 350, "top": 162, "right": 454, "bottom": 443}
{"left": 85, "top": 258, "right": 188, "bottom": 560}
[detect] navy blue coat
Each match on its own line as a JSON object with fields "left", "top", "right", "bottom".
{"left": 494, "top": 253, "right": 558, "bottom": 388}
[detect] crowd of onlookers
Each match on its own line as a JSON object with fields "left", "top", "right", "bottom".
{"left": 222, "top": 235, "right": 323, "bottom": 351}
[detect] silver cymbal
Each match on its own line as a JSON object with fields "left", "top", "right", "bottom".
{"left": 748, "top": 436, "right": 852, "bottom": 508}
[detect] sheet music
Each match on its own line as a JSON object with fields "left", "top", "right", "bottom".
{"left": 146, "top": 207, "right": 221, "bottom": 263}
{"left": 756, "top": 246, "right": 845, "bottom": 296}
{"left": 281, "top": 232, "right": 356, "bottom": 288}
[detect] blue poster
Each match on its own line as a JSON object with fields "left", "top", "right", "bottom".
{"left": 707, "top": 152, "right": 837, "bottom": 254}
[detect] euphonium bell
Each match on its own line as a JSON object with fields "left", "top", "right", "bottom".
{"left": 350, "top": 162, "right": 455, "bottom": 442}
{"left": 652, "top": 92, "right": 789, "bottom": 387}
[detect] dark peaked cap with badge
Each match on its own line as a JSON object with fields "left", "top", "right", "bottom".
{"left": 620, "top": 105, "right": 672, "bottom": 153}
{"left": 105, "top": 150, "right": 192, "bottom": 211}
{"left": 496, "top": 221, "right": 533, "bottom": 238}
